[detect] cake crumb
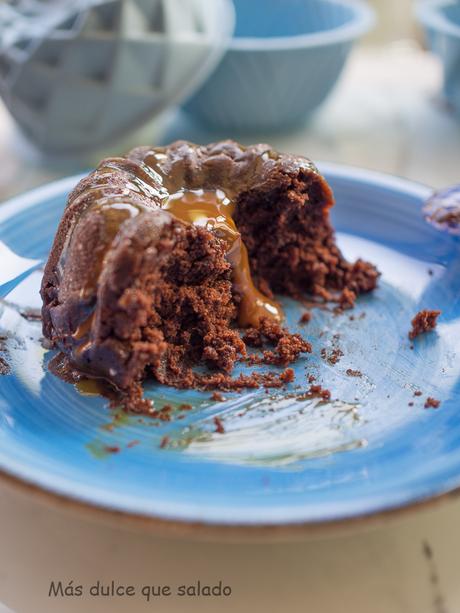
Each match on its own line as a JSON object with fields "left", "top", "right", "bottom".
{"left": 211, "top": 391, "right": 225, "bottom": 402}
{"left": 104, "top": 445, "right": 120, "bottom": 454}
{"left": 213, "top": 416, "right": 225, "bottom": 434}
{"left": 307, "top": 374, "right": 316, "bottom": 383}
{"left": 321, "top": 347, "right": 343, "bottom": 365}
{"left": 196, "top": 369, "right": 296, "bottom": 392}
{"left": 424, "top": 397, "right": 440, "bottom": 409}
{"left": 279, "top": 368, "right": 295, "bottom": 383}
{"left": 408, "top": 309, "right": 441, "bottom": 340}
{"left": 299, "top": 311, "right": 312, "bottom": 324}
{"left": 309, "top": 384, "right": 331, "bottom": 401}
{"left": 179, "top": 403, "right": 192, "bottom": 411}
{"left": 339, "top": 287, "right": 356, "bottom": 310}
{"left": 127, "top": 440, "right": 140, "bottom": 448}
{"left": 147, "top": 405, "right": 172, "bottom": 421}
{"left": 112, "top": 384, "right": 154, "bottom": 414}
{"left": 408, "top": 401, "right": 414, "bottom": 407}
{"left": 414, "top": 390, "right": 422, "bottom": 397}
{"left": 160, "top": 435, "right": 169, "bottom": 448}
{"left": 243, "top": 318, "right": 311, "bottom": 366}
{"left": 346, "top": 368, "right": 362, "bottom": 377}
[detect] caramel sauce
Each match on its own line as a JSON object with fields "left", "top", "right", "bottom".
{"left": 163, "top": 189, "right": 282, "bottom": 327}
{"left": 75, "top": 378, "right": 104, "bottom": 396}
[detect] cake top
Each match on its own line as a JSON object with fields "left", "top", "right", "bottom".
{"left": 126, "top": 140, "right": 320, "bottom": 198}
{"left": 66, "top": 140, "right": 324, "bottom": 220}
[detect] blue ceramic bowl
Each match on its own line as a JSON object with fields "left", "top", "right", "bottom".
{"left": 182, "top": 0, "right": 374, "bottom": 132}
{"left": 417, "top": 0, "right": 460, "bottom": 116}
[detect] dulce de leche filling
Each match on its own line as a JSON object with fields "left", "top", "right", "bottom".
{"left": 163, "top": 188, "right": 282, "bottom": 327}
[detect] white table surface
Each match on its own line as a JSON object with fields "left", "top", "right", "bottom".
{"left": 1, "top": 43, "right": 460, "bottom": 613}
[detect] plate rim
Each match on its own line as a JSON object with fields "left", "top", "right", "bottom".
{"left": 1, "top": 462, "right": 459, "bottom": 542}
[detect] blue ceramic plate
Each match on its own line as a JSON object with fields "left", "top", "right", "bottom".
{"left": 0, "top": 164, "right": 458, "bottom": 532}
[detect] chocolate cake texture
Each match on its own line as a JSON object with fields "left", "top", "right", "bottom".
{"left": 41, "top": 140, "right": 378, "bottom": 403}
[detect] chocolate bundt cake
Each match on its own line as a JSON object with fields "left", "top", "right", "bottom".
{"left": 41, "top": 140, "right": 378, "bottom": 401}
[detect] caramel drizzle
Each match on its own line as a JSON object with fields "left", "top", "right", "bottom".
{"left": 164, "top": 189, "right": 282, "bottom": 327}
{"left": 67, "top": 153, "right": 283, "bottom": 350}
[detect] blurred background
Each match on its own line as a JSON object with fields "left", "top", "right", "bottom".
{"left": 0, "top": 0, "right": 459, "bottom": 199}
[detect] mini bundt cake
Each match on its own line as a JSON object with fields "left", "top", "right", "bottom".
{"left": 41, "top": 140, "right": 378, "bottom": 401}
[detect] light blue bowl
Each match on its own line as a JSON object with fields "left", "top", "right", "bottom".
{"left": 417, "top": 0, "right": 460, "bottom": 116}
{"left": 182, "top": 0, "right": 374, "bottom": 132}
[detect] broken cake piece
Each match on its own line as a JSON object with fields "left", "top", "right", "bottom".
{"left": 408, "top": 309, "right": 441, "bottom": 340}
{"left": 40, "top": 140, "right": 378, "bottom": 402}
